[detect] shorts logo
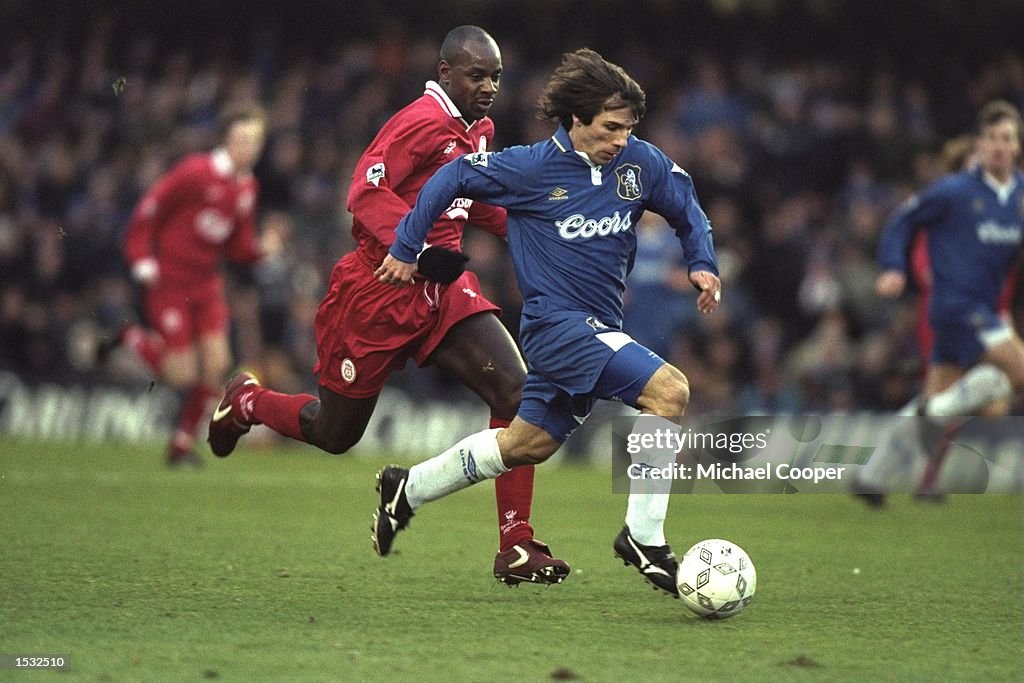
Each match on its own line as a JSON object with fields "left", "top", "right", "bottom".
{"left": 341, "top": 358, "right": 357, "bottom": 383}
{"left": 615, "top": 164, "right": 642, "bottom": 201}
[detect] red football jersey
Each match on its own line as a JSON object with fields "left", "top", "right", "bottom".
{"left": 347, "top": 80, "right": 507, "bottom": 267}
{"left": 123, "top": 148, "right": 261, "bottom": 287}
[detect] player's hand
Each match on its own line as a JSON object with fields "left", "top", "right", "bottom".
{"left": 690, "top": 270, "right": 721, "bottom": 314}
{"left": 375, "top": 254, "right": 417, "bottom": 287}
{"left": 416, "top": 246, "right": 469, "bottom": 284}
{"left": 875, "top": 270, "right": 906, "bottom": 298}
{"left": 130, "top": 258, "right": 160, "bottom": 286}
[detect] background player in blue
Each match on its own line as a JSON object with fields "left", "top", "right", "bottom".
{"left": 876, "top": 100, "right": 1023, "bottom": 457}
{"left": 372, "top": 49, "right": 721, "bottom": 596}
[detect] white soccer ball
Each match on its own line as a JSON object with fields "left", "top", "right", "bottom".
{"left": 676, "top": 539, "right": 756, "bottom": 619}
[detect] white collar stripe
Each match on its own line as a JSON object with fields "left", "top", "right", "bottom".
{"left": 425, "top": 81, "right": 461, "bottom": 119}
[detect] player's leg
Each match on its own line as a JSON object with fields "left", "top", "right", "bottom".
{"left": 596, "top": 345, "right": 686, "bottom": 596}
{"left": 428, "top": 312, "right": 564, "bottom": 582}
{"left": 145, "top": 290, "right": 209, "bottom": 467}
{"left": 914, "top": 317, "right": 1019, "bottom": 494}
{"left": 208, "top": 367, "right": 383, "bottom": 457}
{"left": 160, "top": 345, "right": 205, "bottom": 467}
{"left": 211, "top": 253, "right": 406, "bottom": 457}
{"left": 373, "top": 379, "right": 576, "bottom": 560}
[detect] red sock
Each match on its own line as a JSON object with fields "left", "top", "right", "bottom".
{"left": 180, "top": 384, "right": 216, "bottom": 439}
{"left": 492, "top": 417, "right": 536, "bottom": 551}
{"left": 123, "top": 325, "right": 165, "bottom": 374}
{"left": 251, "top": 389, "right": 316, "bottom": 442}
{"left": 172, "top": 384, "right": 216, "bottom": 452}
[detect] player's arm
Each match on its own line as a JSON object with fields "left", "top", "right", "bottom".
{"left": 378, "top": 150, "right": 515, "bottom": 285}
{"left": 876, "top": 182, "right": 950, "bottom": 298}
{"left": 347, "top": 120, "right": 434, "bottom": 248}
{"left": 122, "top": 159, "right": 195, "bottom": 286}
{"left": 466, "top": 202, "right": 508, "bottom": 239}
{"left": 647, "top": 153, "right": 721, "bottom": 314}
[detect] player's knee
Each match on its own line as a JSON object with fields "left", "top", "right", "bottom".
{"left": 655, "top": 372, "right": 690, "bottom": 416}
{"left": 497, "top": 423, "right": 557, "bottom": 466}
{"left": 477, "top": 366, "right": 525, "bottom": 420}
{"left": 316, "top": 432, "right": 360, "bottom": 455}
{"left": 487, "top": 382, "right": 524, "bottom": 422}
{"left": 309, "top": 421, "right": 364, "bottom": 455}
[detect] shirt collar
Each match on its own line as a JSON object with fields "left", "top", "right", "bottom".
{"left": 424, "top": 80, "right": 476, "bottom": 130}
{"left": 980, "top": 168, "right": 1019, "bottom": 204}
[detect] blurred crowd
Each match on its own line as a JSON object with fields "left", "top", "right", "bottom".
{"left": 1, "top": 5, "right": 1023, "bottom": 415}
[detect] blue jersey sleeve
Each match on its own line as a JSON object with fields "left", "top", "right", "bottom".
{"left": 390, "top": 150, "right": 522, "bottom": 263}
{"left": 877, "top": 178, "right": 953, "bottom": 272}
{"left": 645, "top": 148, "right": 719, "bottom": 275}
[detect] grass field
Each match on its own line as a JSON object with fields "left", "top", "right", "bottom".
{"left": 1, "top": 436, "right": 1022, "bottom": 682}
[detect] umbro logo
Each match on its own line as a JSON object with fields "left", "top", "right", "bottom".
{"left": 548, "top": 187, "right": 569, "bottom": 201}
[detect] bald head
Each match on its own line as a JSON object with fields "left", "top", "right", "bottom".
{"left": 440, "top": 26, "right": 498, "bottom": 65}
{"left": 437, "top": 26, "right": 502, "bottom": 122}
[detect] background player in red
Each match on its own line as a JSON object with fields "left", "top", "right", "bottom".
{"left": 119, "top": 105, "right": 267, "bottom": 467}
{"left": 207, "top": 26, "right": 570, "bottom": 586}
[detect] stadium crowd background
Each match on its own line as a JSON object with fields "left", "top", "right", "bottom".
{"left": 1, "top": 0, "right": 1022, "bottom": 420}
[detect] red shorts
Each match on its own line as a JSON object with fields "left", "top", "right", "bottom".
{"left": 144, "top": 278, "right": 229, "bottom": 350}
{"left": 314, "top": 250, "right": 500, "bottom": 398}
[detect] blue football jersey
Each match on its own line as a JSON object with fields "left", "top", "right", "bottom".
{"left": 391, "top": 125, "right": 718, "bottom": 334}
{"left": 878, "top": 166, "right": 1024, "bottom": 316}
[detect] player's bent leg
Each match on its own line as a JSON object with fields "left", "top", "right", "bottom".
{"left": 429, "top": 313, "right": 561, "bottom": 579}
{"left": 634, "top": 363, "right": 690, "bottom": 419}
{"left": 981, "top": 335, "right": 1024, "bottom": 393}
{"left": 427, "top": 312, "right": 526, "bottom": 421}
{"left": 296, "top": 386, "right": 378, "bottom": 455}
{"left": 372, "top": 418, "right": 559, "bottom": 558}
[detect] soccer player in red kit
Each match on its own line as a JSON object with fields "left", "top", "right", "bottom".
{"left": 208, "top": 27, "right": 570, "bottom": 585}
{"left": 120, "top": 105, "right": 266, "bottom": 467}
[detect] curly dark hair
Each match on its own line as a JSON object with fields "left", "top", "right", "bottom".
{"left": 537, "top": 48, "right": 646, "bottom": 131}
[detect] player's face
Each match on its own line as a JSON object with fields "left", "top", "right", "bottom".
{"left": 440, "top": 45, "right": 502, "bottom": 122}
{"left": 225, "top": 119, "right": 267, "bottom": 172}
{"left": 977, "top": 118, "right": 1020, "bottom": 181}
{"left": 569, "top": 107, "right": 636, "bottom": 166}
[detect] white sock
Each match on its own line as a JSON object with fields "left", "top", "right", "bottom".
{"left": 405, "top": 428, "right": 508, "bottom": 510}
{"left": 858, "top": 401, "right": 919, "bottom": 488}
{"left": 625, "top": 415, "right": 679, "bottom": 546}
{"left": 924, "top": 363, "right": 1013, "bottom": 417}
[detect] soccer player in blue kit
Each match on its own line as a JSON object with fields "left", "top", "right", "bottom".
{"left": 875, "top": 100, "right": 1024, "bottom": 473}
{"left": 371, "top": 48, "right": 721, "bottom": 596}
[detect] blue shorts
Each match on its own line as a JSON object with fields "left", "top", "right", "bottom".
{"left": 930, "top": 302, "right": 1012, "bottom": 366}
{"left": 517, "top": 313, "right": 665, "bottom": 441}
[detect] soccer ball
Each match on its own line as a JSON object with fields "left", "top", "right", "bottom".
{"left": 676, "top": 539, "right": 756, "bottom": 619}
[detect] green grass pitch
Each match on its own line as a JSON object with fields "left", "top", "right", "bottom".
{"left": 1, "top": 436, "right": 1021, "bottom": 682}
